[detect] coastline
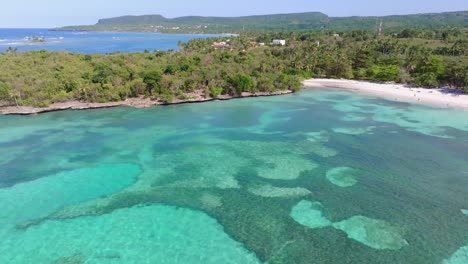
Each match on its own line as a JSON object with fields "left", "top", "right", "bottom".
{"left": 3, "top": 78, "right": 468, "bottom": 115}
{"left": 0, "top": 90, "right": 292, "bottom": 115}
{"left": 303, "top": 79, "right": 468, "bottom": 110}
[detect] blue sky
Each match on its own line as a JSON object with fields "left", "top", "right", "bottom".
{"left": 1, "top": 0, "right": 467, "bottom": 28}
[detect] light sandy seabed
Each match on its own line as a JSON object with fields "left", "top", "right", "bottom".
{"left": 303, "top": 79, "right": 468, "bottom": 110}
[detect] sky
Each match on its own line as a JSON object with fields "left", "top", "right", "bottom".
{"left": 1, "top": 0, "right": 467, "bottom": 28}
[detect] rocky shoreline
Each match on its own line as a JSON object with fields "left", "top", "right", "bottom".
{"left": 0, "top": 90, "right": 292, "bottom": 115}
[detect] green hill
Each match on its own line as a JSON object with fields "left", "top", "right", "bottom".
{"left": 54, "top": 11, "right": 468, "bottom": 33}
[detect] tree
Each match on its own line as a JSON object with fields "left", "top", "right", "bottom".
{"left": 142, "top": 70, "right": 162, "bottom": 96}
{"left": 5, "top": 47, "right": 17, "bottom": 54}
{"left": 277, "top": 74, "right": 302, "bottom": 92}
{"left": 442, "top": 60, "right": 467, "bottom": 90}
{"left": 412, "top": 55, "right": 445, "bottom": 87}
{"left": 256, "top": 75, "right": 275, "bottom": 92}
{"left": 398, "top": 29, "right": 416, "bottom": 38}
{"left": 164, "top": 64, "right": 179, "bottom": 75}
{"left": 209, "top": 85, "right": 224, "bottom": 98}
{"left": 227, "top": 74, "right": 255, "bottom": 95}
{"left": 371, "top": 65, "right": 400, "bottom": 82}
{"left": 0, "top": 81, "right": 12, "bottom": 105}
{"left": 0, "top": 30, "right": 465, "bottom": 108}
{"left": 92, "top": 62, "right": 113, "bottom": 84}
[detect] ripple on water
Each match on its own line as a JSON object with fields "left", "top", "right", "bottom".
{"left": 1, "top": 88, "right": 467, "bottom": 263}
{"left": 0, "top": 163, "right": 141, "bottom": 228}
{"left": 248, "top": 184, "right": 311, "bottom": 198}
{"left": 151, "top": 144, "right": 244, "bottom": 189}
{"left": 0, "top": 205, "right": 260, "bottom": 264}
{"left": 199, "top": 193, "right": 223, "bottom": 209}
{"left": 326, "top": 167, "right": 359, "bottom": 188}
{"left": 332, "top": 216, "right": 408, "bottom": 250}
{"left": 333, "top": 126, "right": 376, "bottom": 135}
{"left": 257, "top": 154, "right": 318, "bottom": 180}
{"left": 341, "top": 114, "right": 367, "bottom": 122}
{"left": 290, "top": 200, "right": 332, "bottom": 229}
{"left": 305, "top": 131, "right": 329, "bottom": 143}
{"left": 290, "top": 201, "right": 407, "bottom": 251}
{"left": 443, "top": 245, "right": 468, "bottom": 264}
{"left": 221, "top": 140, "right": 320, "bottom": 181}
{"left": 326, "top": 89, "right": 468, "bottom": 138}
{"left": 308, "top": 142, "right": 339, "bottom": 158}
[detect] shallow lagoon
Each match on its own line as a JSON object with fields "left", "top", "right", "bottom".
{"left": 0, "top": 88, "right": 467, "bottom": 263}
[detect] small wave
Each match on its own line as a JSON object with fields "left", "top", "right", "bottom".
{"left": 47, "top": 37, "right": 64, "bottom": 40}
{"left": 0, "top": 42, "right": 22, "bottom": 46}
{"left": 0, "top": 41, "right": 49, "bottom": 46}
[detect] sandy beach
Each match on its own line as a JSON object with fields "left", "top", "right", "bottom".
{"left": 3, "top": 79, "right": 468, "bottom": 115}
{"left": 303, "top": 79, "right": 468, "bottom": 110}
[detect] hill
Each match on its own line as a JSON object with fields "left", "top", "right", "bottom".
{"left": 53, "top": 11, "right": 468, "bottom": 33}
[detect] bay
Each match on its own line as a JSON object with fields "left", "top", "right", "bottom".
{"left": 0, "top": 88, "right": 467, "bottom": 263}
{"left": 0, "top": 28, "right": 220, "bottom": 53}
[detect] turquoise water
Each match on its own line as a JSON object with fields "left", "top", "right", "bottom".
{"left": 0, "top": 88, "right": 467, "bottom": 263}
{"left": 0, "top": 28, "right": 220, "bottom": 53}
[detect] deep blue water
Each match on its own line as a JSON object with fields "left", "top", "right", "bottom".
{"left": 0, "top": 28, "right": 219, "bottom": 53}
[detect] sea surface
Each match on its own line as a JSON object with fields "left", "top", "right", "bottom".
{"left": 0, "top": 88, "right": 467, "bottom": 264}
{"left": 0, "top": 28, "right": 220, "bottom": 53}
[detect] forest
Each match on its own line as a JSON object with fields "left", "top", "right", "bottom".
{"left": 0, "top": 28, "right": 466, "bottom": 107}
{"left": 54, "top": 11, "right": 468, "bottom": 33}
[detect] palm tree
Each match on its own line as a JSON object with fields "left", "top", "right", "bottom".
{"left": 6, "top": 47, "right": 18, "bottom": 54}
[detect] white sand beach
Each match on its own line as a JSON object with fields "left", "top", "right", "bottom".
{"left": 303, "top": 79, "right": 468, "bottom": 110}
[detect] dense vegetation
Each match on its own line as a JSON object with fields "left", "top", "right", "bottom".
{"left": 0, "top": 28, "right": 466, "bottom": 107}
{"left": 54, "top": 11, "right": 468, "bottom": 33}
{"left": 0, "top": 41, "right": 302, "bottom": 107}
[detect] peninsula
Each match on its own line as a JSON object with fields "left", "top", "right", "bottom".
{"left": 1, "top": 12, "right": 466, "bottom": 114}
{"left": 52, "top": 11, "right": 468, "bottom": 33}
{"left": 2, "top": 3, "right": 468, "bottom": 264}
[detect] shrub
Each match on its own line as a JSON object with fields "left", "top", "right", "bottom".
{"left": 277, "top": 74, "right": 302, "bottom": 92}
{"left": 371, "top": 65, "right": 400, "bottom": 82}
{"left": 209, "top": 85, "right": 223, "bottom": 98}
{"left": 0, "top": 81, "right": 11, "bottom": 101}
{"left": 227, "top": 74, "right": 256, "bottom": 95}
{"left": 413, "top": 73, "right": 440, "bottom": 87}
{"left": 142, "top": 70, "right": 162, "bottom": 95}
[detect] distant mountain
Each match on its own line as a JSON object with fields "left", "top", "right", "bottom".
{"left": 97, "top": 15, "right": 167, "bottom": 26}
{"left": 53, "top": 11, "right": 468, "bottom": 33}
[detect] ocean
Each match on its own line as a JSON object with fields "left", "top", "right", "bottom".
{"left": 0, "top": 28, "right": 220, "bottom": 53}
{"left": 0, "top": 88, "right": 467, "bottom": 263}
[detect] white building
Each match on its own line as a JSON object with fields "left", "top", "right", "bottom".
{"left": 272, "top": 39, "right": 286, "bottom": 46}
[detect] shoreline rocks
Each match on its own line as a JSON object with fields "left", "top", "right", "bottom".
{"left": 0, "top": 90, "right": 293, "bottom": 115}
